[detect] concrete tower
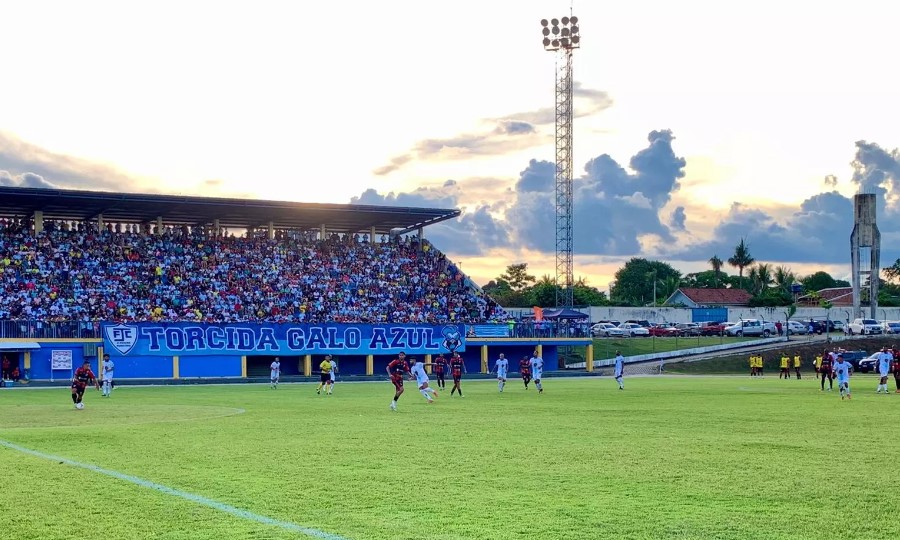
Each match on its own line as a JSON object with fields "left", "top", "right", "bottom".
{"left": 850, "top": 193, "right": 880, "bottom": 318}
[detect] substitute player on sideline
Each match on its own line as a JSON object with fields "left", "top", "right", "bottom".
{"left": 101, "top": 353, "right": 115, "bottom": 397}
{"left": 71, "top": 359, "right": 100, "bottom": 409}
{"left": 529, "top": 350, "right": 544, "bottom": 394}
{"left": 409, "top": 357, "right": 438, "bottom": 403}
{"left": 387, "top": 351, "right": 411, "bottom": 411}
{"left": 832, "top": 354, "right": 853, "bottom": 400}
{"left": 519, "top": 356, "right": 532, "bottom": 389}
{"left": 492, "top": 353, "right": 509, "bottom": 393}
{"left": 614, "top": 351, "right": 625, "bottom": 390}
{"left": 270, "top": 357, "right": 281, "bottom": 389}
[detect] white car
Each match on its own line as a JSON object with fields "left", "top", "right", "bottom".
{"left": 881, "top": 321, "right": 900, "bottom": 334}
{"left": 592, "top": 323, "right": 627, "bottom": 338}
{"left": 619, "top": 323, "right": 649, "bottom": 337}
{"left": 847, "top": 318, "right": 883, "bottom": 335}
{"left": 786, "top": 321, "right": 808, "bottom": 335}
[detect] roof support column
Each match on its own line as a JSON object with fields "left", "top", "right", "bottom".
{"left": 33, "top": 210, "right": 44, "bottom": 234}
{"left": 418, "top": 227, "right": 424, "bottom": 251}
{"left": 320, "top": 224, "right": 326, "bottom": 240}
{"left": 156, "top": 216, "right": 163, "bottom": 236}
{"left": 213, "top": 219, "right": 220, "bottom": 238}
{"left": 97, "top": 214, "right": 104, "bottom": 232}
{"left": 370, "top": 226, "right": 376, "bottom": 243}
{"left": 268, "top": 221, "right": 275, "bottom": 240}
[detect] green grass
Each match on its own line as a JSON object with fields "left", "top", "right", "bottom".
{"left": 1, "top": 377, "right": 898, "bottom": 540}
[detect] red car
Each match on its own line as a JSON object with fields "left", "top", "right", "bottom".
{"left": 649, "top": 323, "right": 678, "bottom": 337}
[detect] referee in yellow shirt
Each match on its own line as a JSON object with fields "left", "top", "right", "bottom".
{"left": 317, "top": 355, "right": 333, "bottom": 395}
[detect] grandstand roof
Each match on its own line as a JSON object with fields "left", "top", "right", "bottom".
{"left": 0, "top": 186, "right": 460, "bottom": 235}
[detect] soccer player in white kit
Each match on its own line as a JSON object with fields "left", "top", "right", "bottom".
{"left": 614, "top": 351, "right": 625, "bottom": 390}
{"left": 876, "top": 347, "right": 892, "bottom": 394}
{"left": 101, "top": 354, "right": 115, "bottom": 397}
{"left": 328, "top": 357, "right": 338, "bottom": 394}
{"left": 832, "top": 354, "right": 853, "bottom": 400}
{"left": 270, "top": 357, "right": 281, "bottom": 389}
{"left": 409, "top": 357, "right": 438, "bottom": 403}
{"left": 492, "top": 353, "right": 509, "bottom": 393}
{"left": 529, "top": 351, "right": 544, "bottom": 394}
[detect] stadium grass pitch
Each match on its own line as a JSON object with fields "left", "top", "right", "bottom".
{"left": 1, "top": 376, "right": 898, "bottom": 540}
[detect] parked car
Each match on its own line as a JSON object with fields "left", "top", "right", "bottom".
{"left": 648, "top": 323, "right": 678, "bottom": 337}
{"left": 847, "top": 318, "right": 883, "bottom": 335}
{"left": 857, "top": 352, "right": 881, "bottom": 373}
{"left": 697, "top": 321, "right": 728, "bottom": 336}
{"left": 833, "top": 350, "right": 868, "bottom": 370}
{"left": 786, "top": 321, "right": 808, "bottom": 335}
{"left": 591, "top": 323, "right": 627, "bottom": 338}
{"left": 624, "top": 319, "right": 652, "bottom": 328}
{"left": 619, "top": 323, "right": 650, "bottom": 337}
{"left": 832, "top": 320, "right": 845, "bottom": 332}
{"left": 881, "top": 321, "right": 900, "bottom": 334}
{"left": 675, "top": 322, "right": 702, "bottom": 336}
{"left": 724, "top": 319, "right": 774, "bottom": 337}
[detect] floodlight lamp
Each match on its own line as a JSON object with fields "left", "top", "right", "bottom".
{"left": 570, "top": 16, "right": 578, "bottom": 24}
{"left": 562, "top": 16, "right": 570, "bottom": 25}
{"left": 551, "top": 39, "right": 559, "bottom": 47}
{"left": 543, "top": 37, "right": 551, "bottom": 46}
{"left": 542, "top": 27, "right": 550, "bottom": 36}
{"left": 561, "top": 38, "right": 570, "bottom": 47}
{"left": 551, "top": 18, "right": 559, "bottom": 25}
{"left": 571, "top": 25, "right": 579, "bottom": 34}
{"left": 572, "top": 35, "right": 580, "bottom": 44}
{"left": 540, "top": 19, "right": 549, "bottom": 26}
{"left": 552, "top": 26, "right": 559, "bottom": 35}
{"left": 561, "top": 27, "right": 570, "bottom": 36}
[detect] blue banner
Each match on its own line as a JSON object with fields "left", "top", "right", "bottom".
{"left": 102, "top": 322, "right": 466, "bottom": 357}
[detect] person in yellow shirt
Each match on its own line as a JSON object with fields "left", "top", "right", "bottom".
{"left": 814, "top": 354, "right": 823, "bottom": 381}
{"left": 317, "top": 355, "right": 333, "bottom": 395}
{"left": 779, "top": 353, "right": 790, "bottom": 379}
{"left": 749, "top": 354, "right": 755, "bottom": 377}
{"left": 793, "top": 354, "right": 802, "bottom": 379}
{"left": 756, "top": 354, "right": 764, "bottom": 377}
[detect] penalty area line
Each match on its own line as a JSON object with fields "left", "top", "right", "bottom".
{"left": 0, "top": 439, "right": 349, "bottom": 540}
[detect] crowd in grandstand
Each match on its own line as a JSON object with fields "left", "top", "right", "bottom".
{"left": 0, "top": 218, "right": 504, "bottom": 326}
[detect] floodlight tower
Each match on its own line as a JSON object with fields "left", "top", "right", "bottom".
{"left": 850, "top": 193, "right": 881, "bottom": 318}
{"left": 540, "top": 16, "right": 580, "bottom": 308}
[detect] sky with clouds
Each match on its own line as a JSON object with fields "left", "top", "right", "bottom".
{"left": 2, "top": 0, "right": 900, "bottom": 290}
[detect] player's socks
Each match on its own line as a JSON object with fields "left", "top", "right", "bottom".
{"left": 71, "top": 394, "right": 78, "bottom": 404}
{"left": 420, "top": 389, "right": 431, "bottom": 400}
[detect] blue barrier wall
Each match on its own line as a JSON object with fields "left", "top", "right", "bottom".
{"left": 113, "top": 355, "right": 173, "bottom": 379}
{"left": 180, "top": 355, "right": 241, "bottom": 378}
{"left": 27, "top": 343, "right": 93, "bottom": 380}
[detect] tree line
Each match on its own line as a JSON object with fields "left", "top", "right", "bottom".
{"left": 481, "top": 239, "right": 900, "bottom": 308}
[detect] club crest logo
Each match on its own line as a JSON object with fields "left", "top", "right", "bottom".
{"left": 105, "top": 324, "right": 138, "bottom": 355}
{"left": 441, "top": 325, "right": 462, "bottom": 353}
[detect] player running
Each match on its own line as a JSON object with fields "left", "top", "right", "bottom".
{"left": 409, "top": 357, "right": 438, "bottom": 403}
{"left": 270, "top": 357, "right": 281, "bottom": 389}
{"left": 492, "top": 353, "right": 509, "bottom": 393}
{"left": 71, "top": 359, "right": 100, "bottom": 409}
{"left": 614, "top": 351, "right": 625, "bottom": 390}
{"left": 529, "top": 350, "right": 544, "bottom": 394}
{"left": 328, "top": 356, "right": 338, "bottom": 394}
{"left": 832, "top": 354, "right": 853, "bottom": 400}
{"left": 387, "top": 352, "right": 411, "bottom": 411}
{"left": 101, "top": 354, "right": 115, "bottom": 397}
{"left": 876, "top": 347, "right": 892, "bottom": 394}
{"left": 519, "top": 356, "right": 532, "bottom": 389}
{"left": 449, "top": 353, "right": 466, "bottom": 397}
{"left": 432, "top": 353, "right": 448, "bottom": 390}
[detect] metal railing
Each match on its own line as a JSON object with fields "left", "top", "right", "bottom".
{"left": 0, "top": 320, "right": 101, "bottom": 339}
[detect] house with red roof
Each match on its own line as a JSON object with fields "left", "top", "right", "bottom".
{"left": 796, "top": 287, "right": 853, "bottom": 307}
{"left": 663, "top": 288, "right": 752, "bottom": 308}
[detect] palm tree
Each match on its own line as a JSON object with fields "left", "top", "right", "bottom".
{"left": 708, "top": 255, "right": 723, "bottom": 288}
{"left": 728, "top": 239, "right": 755, "bottom": 290}
{"left": 774, "top": 265, "right": 795, "bottom": 294}
{"left": 748, "top": 263, "right": 773, "bottom": 296}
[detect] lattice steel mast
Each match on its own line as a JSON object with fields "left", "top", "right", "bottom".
{"left": 541, "top": 16, "right": 580, "bottom": 308}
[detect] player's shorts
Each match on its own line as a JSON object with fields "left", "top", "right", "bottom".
{"left": 391, "top": 376, "right": 404, "bottom": 390}
{"left": 532, "top": 370, "right": 543, "bottom": 380}
{"left": 451, "top": 371, "right": 462, "bottom": 381}
{"left": 497, "top": 370, "right": 507, "bottom": 380}
{"left": 320, "top": 373, "right": 331, "bottom": 383}
{"left": 71, "top": 383, "right": 86, "bottom": 392}
{"left": 416, "top": 377, "right": 429, "bottom": 387}
{"left": 270, "top": 372, "right": 279, "bottom": 380}
{"left": 521, "top": 370, "right": 531, "bottom": 377}
{"left": 330, "top": 372, "right": 336, "bottom": 381}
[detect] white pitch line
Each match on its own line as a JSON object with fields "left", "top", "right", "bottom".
{"left": 0, "top": 439, "right": 349, "bottom": 540}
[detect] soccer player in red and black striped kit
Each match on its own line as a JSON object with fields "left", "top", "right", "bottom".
{"left": 432, "top": 353, "right": 448, "bottom": 390}
{"left": 386, "top": 352, "right": 411, "bottom": 411}
{"left": 449, "top": 353, "right": 466, "bottom": 397}
{"left": 892, "top": 347, "right": 900, "bottom": 394}
{"left": 71, "top": 359, "right": 100, "bottom": 409}
{"left": 819, "top": 350, "right": 834, "bottom": 391}
{"left": 519, "top": 356, "right": 532, "bottom": 389}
